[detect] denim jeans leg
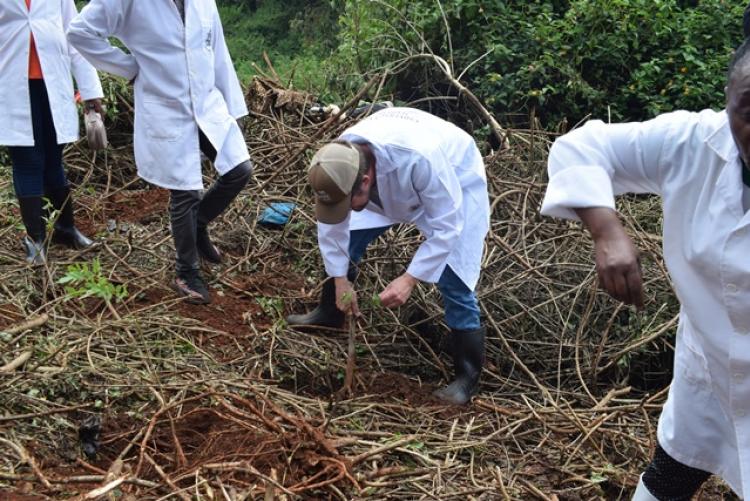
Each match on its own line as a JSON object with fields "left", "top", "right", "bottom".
{"left": 39, "top": 81, "right": 67, "bottom": 191}
{"left": 9, "top": 81, "right": 48, "bottom": 198}
{"left": 348, "top": 226, "right": 391, "bottom": 265}
{"left": 437, "top": 265, "right": 481, "bottom": 330}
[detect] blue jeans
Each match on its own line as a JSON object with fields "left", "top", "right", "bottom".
{"left": 8, "top": 80, "right": 68, "bottom": 197}
{"left": 349, "top": 226, "right": 481, "bottom": 330}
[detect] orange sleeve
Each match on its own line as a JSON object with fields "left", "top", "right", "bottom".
{"left": 26, "top": 0, "right": 43, "bottom": 79}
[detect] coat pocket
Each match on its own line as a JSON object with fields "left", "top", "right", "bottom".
{"left": 142, "top": 99, "right": 182, "bottom": 141}
{"left": 674, "top": 327, "right": 712, "bottom": 389}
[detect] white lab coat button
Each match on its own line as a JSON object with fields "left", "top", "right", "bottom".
{"left": 726, "top": 283, "right": 738, "bottom": 294}
{"left": 734, "top": 373, "right": 743, "bottom": 382}
{"left": 737, "top": 409, "right": 746, "bottom": 418}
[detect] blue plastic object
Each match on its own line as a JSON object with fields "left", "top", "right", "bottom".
{"left": 259, "top": 202, "right": 295, "bottom": 226}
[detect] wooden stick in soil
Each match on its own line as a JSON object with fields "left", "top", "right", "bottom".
{"left": 344, "top": 315, "right": 356, "bottom": 396}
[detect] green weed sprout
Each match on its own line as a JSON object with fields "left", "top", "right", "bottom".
{"left": 58, "top": 258, "right": 128, "bottom": 306}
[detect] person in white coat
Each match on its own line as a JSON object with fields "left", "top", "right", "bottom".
{"left": 540, "top": 31, "right": 750, "bottom": 501}
{"left": 286, "top": 107, "right": 490, "bottom": 405}
{"left": 1, "top": 0, "right": 103, "bottom": 264}
{"left": 67, "top": 0, "right": 252, "bottom": 304}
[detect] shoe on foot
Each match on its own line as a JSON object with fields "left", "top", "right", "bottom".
{"left": 196, "top": 227, "right": 222, "bottom": 264}
{"left": 285, "top": 277, "right": 345, "bottom": 329}
{"left": 47, "top": 186, "right": 94, "bottom": 250}
{"left": 52, "top": 225, "right": 94, "bottom": 250}
{"left": 22, "top": 236, "right": 46, "bottom": 266}
{"left": 433, "top": 326, "right": 485, "bottom": 405}
{"left": 173, "top": 271, "right": 211, "bottom": 304}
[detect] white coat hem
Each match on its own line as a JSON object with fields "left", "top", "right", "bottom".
{"left": 1, "top": 133, "right": 80, "bottom": 148}
{"left": 138, "top": 171, "right": 204, "bottom": 192}
{"left": 656, "top": 427, "right": 741, "bottom": 496}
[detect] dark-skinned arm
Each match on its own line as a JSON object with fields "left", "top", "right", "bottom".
{"left": 575, "top": 207, "right": 644, "bottom": 310}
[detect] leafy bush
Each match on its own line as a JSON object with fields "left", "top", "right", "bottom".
{"left": 219, "top": 0, "right": 341, "bottom": 98}
{"left": 58, "top": 258, "right": 128, "bottom": 304}
{"left": 335, "top": 0, "right": 745, "bottom": 126}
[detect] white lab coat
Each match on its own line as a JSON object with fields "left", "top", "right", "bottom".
{"left": 0, "top": 0, "right": 103, "bottom": 146}
{"left": 67, "top": 0, "right": 250, "bottom": 190}
{"left": 318, "top": 107, "right": 490, "bottom": 290}
{"left": 541, "top": 109, "right": 750, "bottom": 497}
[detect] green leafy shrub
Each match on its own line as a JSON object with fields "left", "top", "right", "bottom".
{"left": 58, "top": 258, "right": 128, "bottom": 304}
{"left": 219, "top": 0, "right": 341, "bottom": 98}
{"left": 335, "top": 0, "right": 745, "bottom": 126}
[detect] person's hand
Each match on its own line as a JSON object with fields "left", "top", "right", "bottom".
{"left": 593, "top": 228, "right": 643, "bottom": 309}
{"left": 577, "top": 207, "right": 644, "bottom": 309}
{"left": 379, "top": 273, "right": 418, "bottom": 308}
{"left": 334, "top": 276, "right": 359, "bottom": 317}
{"left": 84, "top": 98, "right": 103, "bottom": 116}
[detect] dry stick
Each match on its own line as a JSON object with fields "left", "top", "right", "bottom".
{"left": 597, "top": 313, "right": 679, "bottom": 373}
{"left": 0, "top": 437, "right": 52, "bottom": 489}
{"left": 77, "top": 477, "right": 127, "bottom": 500}
{"left": 134, "top": 393, "right": 209, "bottom": 477}
{"left": 102, "top": 458, "right": 124, "bottom": 501}
{"left": 482, "top": 305, "right": 554, "bottom": 403}
{"left": 256, "top": 73, "right": 383, "bottom": 192}
{"left": 0, "top": 312, "right": 49, "bottom": 335}
{"left": 398, "top": 53, "right": 509, "bottom": 149}
{"left": 143, "top": 452, "right": 191, "bottom": 501}
{"left": 351, "top": 436, "right": 416, "bottom": 465}
{"left": 343, "top": 315, "right": 357, "bottom": 396}
{"left": 0, "top": 472, "right": 158, "bottom": 489}
{"left": 0, "top": 351, "right": 32, "bottom": 373}
{"left": 0, "top": 403, "right": 91, "bottom": 423}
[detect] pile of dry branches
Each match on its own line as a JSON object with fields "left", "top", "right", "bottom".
{"left": 0, "top": 75, "right": 735, "bottom": 500}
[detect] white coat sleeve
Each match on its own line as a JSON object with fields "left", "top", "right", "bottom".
{"left": 318, "top": 213, "right": 352, "bottom": 279}
{"left": 541, "top": 112, "right": 678, "bottom": 221}
{"left": 61, "top": 0, "right": 103, "bottom": 101}
{"left": 212, "top": 7, "right": 248, "bottom": 119}
{"left": 66, "top": 0, "right": 139, "bottom": 81}
{"left": 406, "top": 154, "right": 463, "bottom": 283}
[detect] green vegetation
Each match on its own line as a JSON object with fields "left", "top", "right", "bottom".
{"left": 5, "top": 0, "right": 739, "bottom": 144}
{"left": 58, "top": 258, "right": 128, "bottom": 304}
{"left": 219, "top": 0, "right": 341, "bottom": 98}
{"left": 332, "top": 0, "right": 745, "bottom": 125}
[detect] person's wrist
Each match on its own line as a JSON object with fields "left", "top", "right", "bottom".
{"left": 577, "top": 207, "right": 622, "bottom": 241}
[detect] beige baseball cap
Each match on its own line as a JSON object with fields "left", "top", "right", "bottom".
{"left": 308, "top": 142, "right": 362, "bottom": 224}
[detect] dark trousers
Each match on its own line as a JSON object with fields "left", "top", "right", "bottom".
{"left": 8, "top": 80, "right": 67, "bottom": 197}
{"left": 642, "top": 443, "right": 711, "bottom": 500}
{"left": 169, "top": 131, "right": 252, "bottom": 274}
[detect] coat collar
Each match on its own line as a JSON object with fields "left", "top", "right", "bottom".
{"left": 706, "top": 110, "right": 738, "bottom": 163}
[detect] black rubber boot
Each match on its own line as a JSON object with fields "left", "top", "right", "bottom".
{"left": 195, "top": 161, "right": 253, "bottom": 264}
{"left": 286, "top": 277, "right": 346, "bottom": 329}
{"left": 433, "top": 326, "right": 485, "bottom": 405}
{"left": 17, "top": 196, "right": 46, "bottom": 265}
{"left": 173, "top": 269, "right": 211, "bottom": 304}
{"left": 196, "top": 226, "right": 222, "bottom": 264}
{"left": 47, "top": 186, "right": 93, "bottom": 249}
